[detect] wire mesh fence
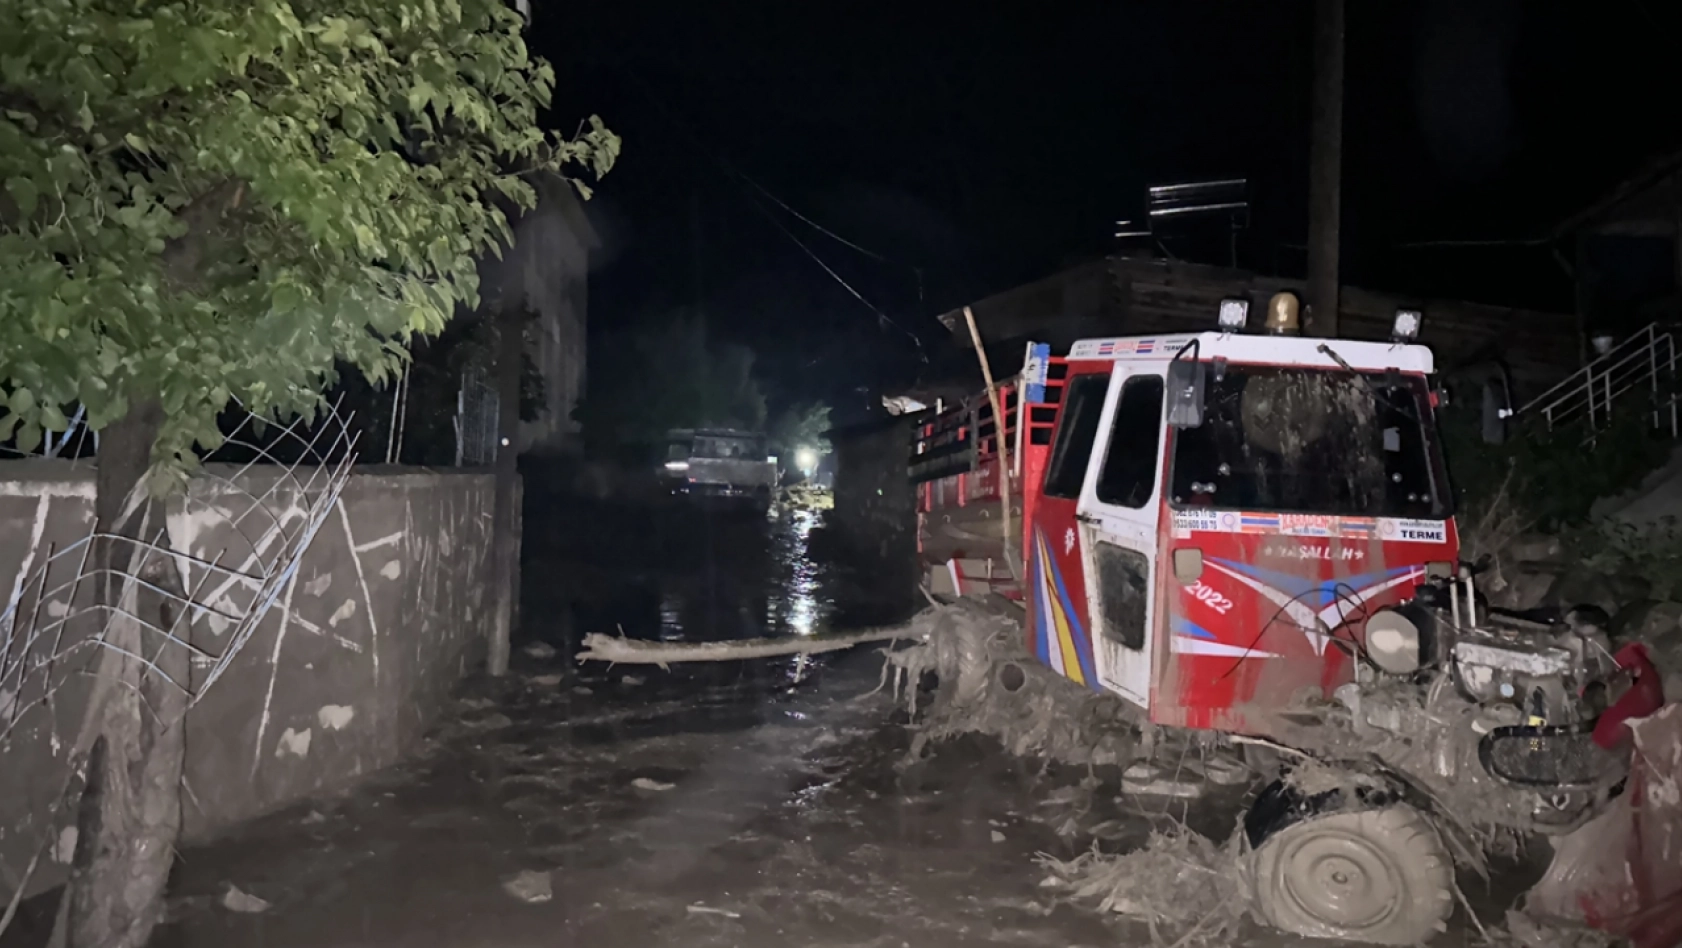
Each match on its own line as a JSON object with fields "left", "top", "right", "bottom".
{"left": 0, "top": 403, "right": 358, "bottom": 922}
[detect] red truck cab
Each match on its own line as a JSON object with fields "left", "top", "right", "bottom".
{"left": 914, "top": 313, "right": 1456, "bottom": 739}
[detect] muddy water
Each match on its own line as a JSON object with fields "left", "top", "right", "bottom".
{"left": 131, "top": 502, "right": 1495, "bottom": 947}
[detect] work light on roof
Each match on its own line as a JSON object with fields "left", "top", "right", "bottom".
{"left": 1217, "top": 298, "right": 1249, "bottom": 332}
{"left": 1392, "top": 309, "right": 1423, "bottom": 343}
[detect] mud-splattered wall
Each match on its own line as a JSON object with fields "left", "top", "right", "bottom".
{"left": 0, "top": 461, "right": 504, "bottom": 899}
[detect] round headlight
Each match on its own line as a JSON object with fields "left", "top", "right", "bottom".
{"left": 1365, "top": 609, "right": 1422, "bottom": 675}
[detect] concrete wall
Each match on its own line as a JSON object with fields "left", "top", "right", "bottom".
{"left": 0, "top": 461, "right": 499, "bottom": 899}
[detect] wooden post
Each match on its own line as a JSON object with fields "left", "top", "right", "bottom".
{"left": 962, "top": 306, "right": 1021, "bottom": 583}
{"left": 1306, "top": 0, "right": 1345, "bottom": 337}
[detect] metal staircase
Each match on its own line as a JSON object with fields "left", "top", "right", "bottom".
{"left": 1516, "top": 323, "right": 1681, "bottom": 443}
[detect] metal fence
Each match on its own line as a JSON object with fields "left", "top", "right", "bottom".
{"left": 1517, "top": 322, "right": 1680, "bottom": 444}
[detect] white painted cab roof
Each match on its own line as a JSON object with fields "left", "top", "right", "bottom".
{"left": 1064, "top": 331, "right": 1434, "bottom": 374}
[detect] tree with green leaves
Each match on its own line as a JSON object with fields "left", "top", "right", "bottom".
{"left": 575, "top": 311, "right": 768, "bottom": 450}
{"left": 0, "top": 1, "right": 615, "bottom": 943}
{"left": 768, "top": 401, "right": 831, "bottom": 461}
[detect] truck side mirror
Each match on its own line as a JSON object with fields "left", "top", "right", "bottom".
{"left": 1481, "top": 380, "right": 1511, "bottom": 444}
{"left": 1166, "top": 359, "right": 1207, "bottom": 429}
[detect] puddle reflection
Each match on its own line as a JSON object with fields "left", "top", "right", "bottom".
{"left": 564, "top": 506, "right": 836, "bottom": 647}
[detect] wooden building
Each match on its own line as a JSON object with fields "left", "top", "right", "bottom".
{"left": 932, "top": 255, "right": 1582, "bottom": 402}
{"left": 1554, "top": 146, "right": 1682, "bottom": 338}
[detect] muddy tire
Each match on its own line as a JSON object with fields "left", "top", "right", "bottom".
{"left": 1251, "top": 805, "right": 1453, "bottom": 945}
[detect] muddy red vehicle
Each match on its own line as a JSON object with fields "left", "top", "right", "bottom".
{"left": 911, "top": 295, "right": 1669, "bottom": 945}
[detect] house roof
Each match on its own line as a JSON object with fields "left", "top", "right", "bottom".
{"left": 1553, "top": 145, "right": 1682, "bottom": 239}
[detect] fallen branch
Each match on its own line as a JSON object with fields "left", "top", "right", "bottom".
{"left": 574, "top": 627, "right": 920, "bottom": 666}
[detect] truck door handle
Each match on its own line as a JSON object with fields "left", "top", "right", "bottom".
{"left": 1076, "top": 514, "right": 1100, "bottom": 526}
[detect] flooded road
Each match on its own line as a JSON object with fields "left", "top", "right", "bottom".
{"left": 135, "top": 499, "right": 1497, "bottom": 948}
{"left": 149, "top": 502, "right": 1124, "bottom": 947}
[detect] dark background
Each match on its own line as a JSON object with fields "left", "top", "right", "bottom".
{"left": 535, "top": 1, "right": 1682, "bottom": 420}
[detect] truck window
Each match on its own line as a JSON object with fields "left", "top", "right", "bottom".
{"left": 1095, "top": 375, "right": 1165, "bottom": 509}
{"left": 1168, "top": 367, "right": 1445, "bottom": 518}
{"left": 1094, "top": 543, "right": 1149, "bottom": 649}
{"left": 1043, "top": 373, "right": 1110, "bottom": 499}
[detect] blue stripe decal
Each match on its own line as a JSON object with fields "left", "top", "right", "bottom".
{"left": 1173, "top": 618, "right": 1217, "bottom": 640}
{"left": 1031, "top": 537, "right": 1052, "bottom": 665}
{"left": 1208, "top": 558, "right": 1416, "bottom": 608}
{"left": 1043, "top": 532, "right": 1099, "bottom": 689}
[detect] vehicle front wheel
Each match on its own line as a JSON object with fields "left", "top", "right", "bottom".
{"left": 1250, "top": 804, "right": 1454, "bottom": 945}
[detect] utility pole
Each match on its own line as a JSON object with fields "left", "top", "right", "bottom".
{"left": 487, "top": 305, "right": 523, "bottom": 677}
{"left": 1306, "top": 0, "right": 1345, "bottom": 337}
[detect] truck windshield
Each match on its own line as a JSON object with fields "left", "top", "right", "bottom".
{"left": 1167, "top": 366, "right": 1446, "bottom": 519}
{"left": 692, "top": 436, "right": 760, "bottom": 459}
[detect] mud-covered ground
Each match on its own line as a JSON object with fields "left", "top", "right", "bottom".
{"left": 106, "top": 499, "right": 1538, "bottom": 946}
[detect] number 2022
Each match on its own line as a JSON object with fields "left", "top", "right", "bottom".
{"left": 1188, "top": 582, "right": 1233, "bottom": 615}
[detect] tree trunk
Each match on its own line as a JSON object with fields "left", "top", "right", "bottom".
{"left": 53, "top": 398, "right": 188, "bottom": 948}
{"left": 487, "top": 310, "right": 523, "bottom": 676}
{"left": 1306, "top": 0, "right": 1345, "bottom": 338}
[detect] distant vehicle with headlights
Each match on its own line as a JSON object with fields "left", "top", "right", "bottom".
{"left": 661, "top": 428, "right": 777, "bottom": 509}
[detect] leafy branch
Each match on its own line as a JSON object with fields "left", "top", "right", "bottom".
{"left": 0, "top": 0, "right": 618, "bottom": 490}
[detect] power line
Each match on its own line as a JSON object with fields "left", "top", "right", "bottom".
{"left": 744, "top": 190, "right": 927, "bottom": 360}
{"left": 738, "top": 175, "right": 927, "bottom": 307}
{"left": 741, "top": 176, "right": 927, "bottom": 309}
{"left": 609, "top": 60, "right": 929, "bottom": 355}
{"left": 739, "top": 177, "right": 887, "bottom": 261}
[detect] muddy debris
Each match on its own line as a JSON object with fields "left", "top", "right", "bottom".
{"left": 461, "top": 712, "right": 514, "bottom": 731}
{"left": 1037, "top": 779, "right": 1106, "bottom": 839}
{"left": 882, "top": 601, "right": 1134, "bottom": 768}
{"left": 685, "top": 904, "right": 743, "bottom": 920}
{"left": 221, "top": 885, "right": 272, "bottom": 914}
{"left": 779, "top": 484, "right": 833, "bottom": 512}
{"left": 1491, "top": 909, "right": 1625, "bottom": 948}
{"left": 1280, "top": 756, "right": 1388, "bottom": 798}
{"left": 522, "top": 641, "right": 558, "bottom": 660}
{"left": 501, "top": 870, "right": 553, "bottom": 904}
{"left": 1038, "top": 826, "right": 1248, "bottom": 946}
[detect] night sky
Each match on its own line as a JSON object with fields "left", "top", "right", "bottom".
{"left": 535, "top": 2, "right": 1682, "bottom": 418}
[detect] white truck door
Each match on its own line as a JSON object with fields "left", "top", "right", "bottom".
{"left": 1076, "top": 366, "right": 1167, "bottom": 709}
